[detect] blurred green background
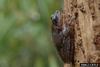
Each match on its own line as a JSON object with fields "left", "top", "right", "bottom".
{"left": 0, "top": 0, "right": 63, "bottom": 67}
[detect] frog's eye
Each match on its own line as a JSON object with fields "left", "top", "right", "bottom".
{"left": 51, "top": 14, "right": 58, "bottom": 25}
{"left": 51, "top": 10, "right": 60, "bottom": 25}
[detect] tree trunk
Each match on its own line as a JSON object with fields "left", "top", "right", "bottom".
{"left": 63, "top": 0, "right": 100, "bottom": 67}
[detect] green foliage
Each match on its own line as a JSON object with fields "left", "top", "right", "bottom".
{"left": 0, "top": 0, "right": 63, "bottom": 67}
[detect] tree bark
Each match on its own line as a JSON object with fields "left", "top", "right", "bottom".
{"left": 63, "top": 0, "right": 100, "bottom": 67}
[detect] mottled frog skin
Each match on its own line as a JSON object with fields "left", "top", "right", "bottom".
{"left": 51, "top": 10, "right": 75, "bottom": 63}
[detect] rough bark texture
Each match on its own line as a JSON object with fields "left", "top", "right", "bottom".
{"left": 63, "top": 0, "right": 100, "bottom": 67}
